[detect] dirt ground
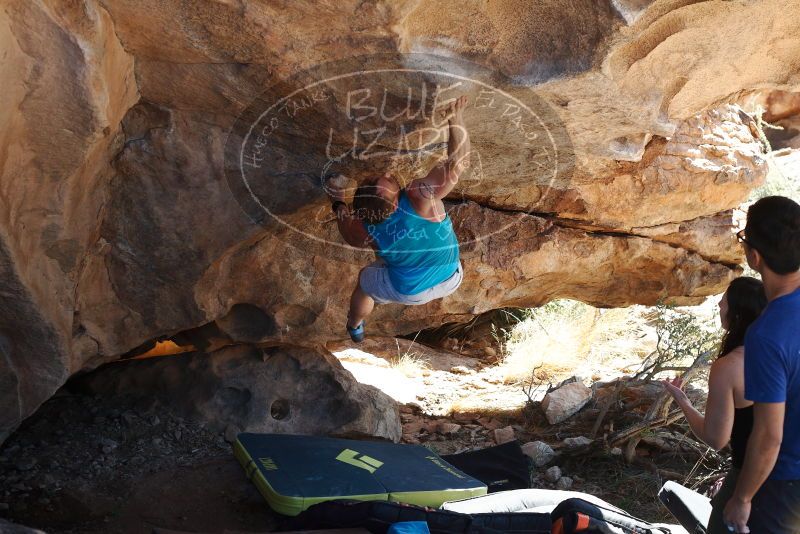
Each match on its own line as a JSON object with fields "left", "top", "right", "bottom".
{"left": 0, "top": 335, "right": 721, "bottom": 533}
{"left": 0, "top": 391, "right": 278, "bottom": 533}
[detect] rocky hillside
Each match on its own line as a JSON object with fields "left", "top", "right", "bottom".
{"left": 1, "top": 0, "right": 799, "bottom": 443}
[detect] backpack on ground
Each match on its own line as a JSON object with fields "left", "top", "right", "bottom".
{"left": 442, "top": 441, "right": 531, "bottom": 493}
{"left": 551, "top": 498, "right": 673, "bottom": 534}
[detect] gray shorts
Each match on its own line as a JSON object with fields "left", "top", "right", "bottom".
{"left": 359, "top": 261, "right": 463, "bottom": 305}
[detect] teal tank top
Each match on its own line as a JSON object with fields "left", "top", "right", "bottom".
{"left": 365, "top": 191, "right": 460, "bottom": 295}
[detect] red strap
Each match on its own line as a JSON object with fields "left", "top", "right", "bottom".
{"left": 575, "top": 512, "right": 591, "bottom": 531}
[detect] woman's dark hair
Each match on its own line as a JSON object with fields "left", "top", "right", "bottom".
{"left": 718, "top": 276, "right": 768, "bottom": 358}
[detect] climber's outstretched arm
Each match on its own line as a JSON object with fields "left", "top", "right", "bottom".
{"left": 408, "top": 95, "right": 470, "bottom": 201}
{"left": 325, "top": 176, "right": 372, "bottom": 249}
{"left": 333, "top": 204, "right": 372, "bottom": 249}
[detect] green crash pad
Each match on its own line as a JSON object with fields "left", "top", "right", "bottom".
{"left": 234, "top": 433, "right": 488, "bottom": 516}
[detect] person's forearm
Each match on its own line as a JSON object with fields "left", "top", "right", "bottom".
{"left": 676, "top": 398, "right": 709, "bottom": 445}
{"left": 733, "top": 430, "right": 781, "bottom": 502}
{"left": 447, "top": 117, "right": 470, "bottom": 180}
{"left": 334, "top": 205, "right": 351, "bottom": 237}
{"left": 334, "top": 205, "right": 362, "bottom": 247}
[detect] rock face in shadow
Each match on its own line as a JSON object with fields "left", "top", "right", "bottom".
{"left": 72, "top": 345, "right": 401, "bottom": 442}
{"left": 1, "top": 0, "right": 799, "bottom": 441}
{"left": 0, "top": 519, "right": 46, "bottom": 534}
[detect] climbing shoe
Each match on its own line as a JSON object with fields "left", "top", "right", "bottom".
{"left": 347, "top": 320, "right": 365, "bottom": 343}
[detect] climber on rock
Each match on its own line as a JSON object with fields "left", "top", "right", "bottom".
{"left": 326, "top": 95, "right": 470, "bottom": 342}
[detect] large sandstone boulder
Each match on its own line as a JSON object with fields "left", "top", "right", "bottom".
{"left": 72, "top": 345, "right": 401, "bottom": 442}
{"left": 1, "top": 0, "right": 799, "bottom": 442}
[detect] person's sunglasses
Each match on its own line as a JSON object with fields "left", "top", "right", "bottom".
{"left": 737, "top": 229, "right": 754, "bottom": 248}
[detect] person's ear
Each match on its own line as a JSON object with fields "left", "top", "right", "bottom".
{"left": 745, "top": 245, "right": 762, "bottom": 272}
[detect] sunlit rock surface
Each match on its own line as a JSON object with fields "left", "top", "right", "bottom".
{"left": 2, "top": 0, "right": 799, "bottom": 441}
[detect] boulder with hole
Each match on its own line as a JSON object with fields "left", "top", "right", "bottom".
{"left": 70, "top": 345, "right": 401, "bottom": 442}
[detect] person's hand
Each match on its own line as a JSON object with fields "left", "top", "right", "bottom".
{"left": 708, "top": 475, "right": 726, "bottom": 499}
{"left": 442, "top": 95, "right": 468, "bottom": 123}
{"left": 325, "top": 174, "right": 349, "bottom": 203}
{"left": 661, "top": 376, "right": 689, "bottom": 405}
{"left": 723, "top": 496, "right": 751, "bottom": 533}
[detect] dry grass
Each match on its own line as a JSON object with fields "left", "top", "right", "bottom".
{"left": 497, "top": 299, "right": 720, "bottom": 389}
{"left": 389, "top": 339, "right": 431, "bottom": 378}
{"left": 498, "top": 301, "right": 595, "bottom": 384}
{"left": 500, "top": 302, "right": 647, "bottom": 384}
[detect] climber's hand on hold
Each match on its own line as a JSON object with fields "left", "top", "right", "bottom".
{"left": 325, "top": 174, "right": 349, "bottom": 203}
{"left": 438, "top": 95, "right": 468, "bottom": 125}
{"left": 409, "top": 95, "right": 470, "bottom": 202}
{"left": 447, "top": 95, "right": 468, "bottom": 123}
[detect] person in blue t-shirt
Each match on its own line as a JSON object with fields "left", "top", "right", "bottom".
{"left": 724, "top": 196, "right": 800, "bottom": 534}
{"left": 326, "top": 95, "right": 470, "bottom": 342}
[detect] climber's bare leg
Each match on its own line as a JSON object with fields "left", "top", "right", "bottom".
{"left": 347, "top": 281, "right": 374, "bottom": 328}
